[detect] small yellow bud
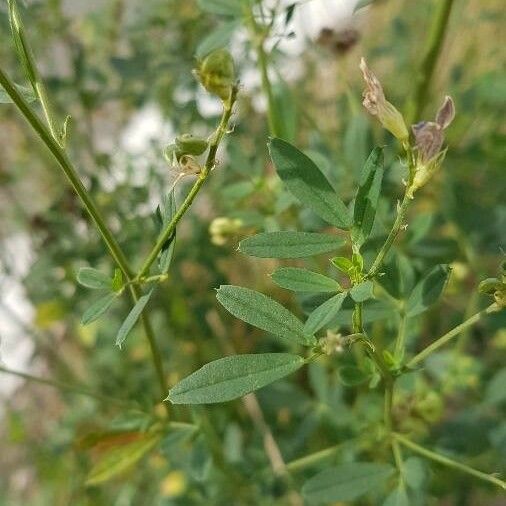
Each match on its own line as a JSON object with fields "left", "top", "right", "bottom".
{"left": 195, "top": 49, "right": 235, "bottom": 101}
{"left": 209, "top": 217, "right": 243, "bottom": 246}
{"left": 359, "top": 58, "right": 409, "bottom": 141}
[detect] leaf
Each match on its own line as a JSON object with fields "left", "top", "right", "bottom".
{"left": 485, "top": 368, "right": 506, "bottom": 404}
{"left": 271, "top": 267, "right": 342, "bottom": 293}
{"left": 404, "top": 457, "right": 427, "bottom": 491}
{"left": 304, "top": 292, "right": 346, "bottom": 335}
{"left": 157, "top": 190, "right": 177, "bottom": 273}
{"left": 81, "top": 293, "right": 117, "bottom": 325}
{"left": 302, "top": 462, "right": 395, "bottom": 503}
{"left": 350, "top": 280, "right": 374, "bottom": 302}
{"left": 115, "top": 290, "right": 154, "bottom": 349}
{"left": 268, "top": 138, "right": 351, "bottom": 229}
{"left": 85, "top": 432, "right": 160, "bottom": 485}
{"left": 383, "top": 484, "right": 410, "bottom": 506}
{"left": 167, "top": 353, "right": 305, "bottom": 404}
{"left": 354, "top": 0, "right": 375, "bottom": 12}
{"left": 352, "top": 147, "right": 384, "bottom": 247}
{"left": 217, "top": 285, "right": 315, "bottom": 346}
{"left": 77, "top": 267, "right": 112, "bottom": 290}
{"left": 338, "top": 365, "right": 370, "bottom": 386}
{"left": 331, "top": 256, "right": 355, "bottom": 274}
{"left": 196, "top": 21, "right": 238, "bottom": 58}
{"left": 111, "top": 268, "right": 123, "bottom": 292}
{"left": 240, "top": 231, "right": 344, "bottom": 259}
{"left": 406, "top": 265, "right": 450, "bottom": 317}
{"left": 0, "top": 83, "right": 36, "bottom": 103}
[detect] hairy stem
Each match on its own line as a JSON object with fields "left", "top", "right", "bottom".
{"left": 407, "top": 303, "right": 498, "bottom": 368}
{"left": 394, "top": 433, "right": 506, "bottom": 490}
{"left": 135, "top": 86, "right": 238, "bottom": 280}
{"left": 405, "top": 0, "right": 455, "bottom": 123}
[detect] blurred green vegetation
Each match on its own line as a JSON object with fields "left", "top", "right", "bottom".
{"left": 0, "top": 0, "right": 505, "bottom": 505}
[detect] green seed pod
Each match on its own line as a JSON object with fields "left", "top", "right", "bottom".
{"left": 163, "top": 143, "right": 183, "bottom": 164}
{"left": 195, "top": 49, "right": 235, "bottom": 100}
{"left": 478, "top": 278, "right": 502, "bottom": 295}
{"left": 175, "top": 133, "right": 208, "bottom": 155}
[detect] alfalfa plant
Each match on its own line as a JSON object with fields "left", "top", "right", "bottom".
{"left": 167, "top": 58, "right": 506, "bottom": 503}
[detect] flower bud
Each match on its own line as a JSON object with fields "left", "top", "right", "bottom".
{"left": 175, "top": 133, "right": 208, "bottom": 156}
{"left": 163, "top": 143, "right": 183, "bottom": 165}
{"left": 209, "top": 216, "right": 243, "bottom": 246}
{"left": 359, "top": 58, "right": 408, "bottom": 141}
{"left": 195, "top": 49, "right": 235, "bottom": 101}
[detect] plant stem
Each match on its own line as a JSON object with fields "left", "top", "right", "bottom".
{"left": 0, "top": 67, "right": 133, "bottom": 280}
{"left": 286, "top": 444, "right": 344, "bottom": 472}
{"left": 394, "top": 433, "right": 506, "bottom": 491}
{"left": 0, "top": 66, "right": 168, "bottom": 403}
{"left": 407, "top": 303, "right": 498, "bottom": 368}
{"left": 394, "top": 307, "right": 407, "bottom": 361}
{"left": 135, "top": 86, "right": 238, "bottom": 280}
{"left": 367, "top": 192, "right": 411, "bottom": 279}
{"left": 0, "top": 364, "right": 134, "bottom": 408}
{"left": 8, "top": 0, "right": 63, "bottom": 145}
{"left": 405, "top": 0, "right": 455, "bottom": 124}
{"left": 246, "top": 6, "right": 280, "bottom": 137}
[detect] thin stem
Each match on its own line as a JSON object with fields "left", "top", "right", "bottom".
{"left": 367, "top": 192, "right": 411, "bottom": 279}
{"left": 0, "top": 66, "right": 168, "bottom": 404}
{"left": 246, "top": 5, "right": 280, "bottom": 137}
{"left": 0, "top": 365, "right": 134, "bottom": 408}
{"left": 0, "top": 67, "right": 133, "bottom": 280}
{"left": 394, "top": 307, "right": 407, "bottom": 361}
{"left": 394, "top": 433, "right": 506, "bottom": 491}
{"left": 286, "top": 444, "right": 344, "bottom": 472}
{"left": 8, "top": 0, "right": 63, "bottom": 144}
{"left": 135, "top": 86, "right": 238, "bottom": 280}
{"left": 405, "top": 0, "right": 455, "bottom": 124}
{"left": 407, "top": 303, "right": 498, "bottom": 368}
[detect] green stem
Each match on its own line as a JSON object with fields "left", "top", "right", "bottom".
{"left": 394, "top": 433, "right": 506, "bottom": 491}
{"left": 8, "top": 0, "right": 63, "bottom": 145}
{"left": 0, "top": 365, "right": 134, "bottom": 408}
{"left": 367, "top": 192, "right": 411, "bottom": 279}
{"left": 394, "top": 307, "right": 407, "bottom": 361}
{"left": 135, "top": 86, "right": 238, "bottom": 280}
{"left": 0, "top": 66, "right": 168, "bottom": 404}
{"left": 405, "top": 0, "right": 455, "bottom": 124}
{"left": 286, "top": 444, "right": 344, "bottom": 472}
{"left": 0, "top": 67, "right": 133, "bottom": 280}
{"left": 246, "top": 6, "right": 280, "bottom": 136}
{"left": 407, "top": 303, "right": 498, "bottom": 368}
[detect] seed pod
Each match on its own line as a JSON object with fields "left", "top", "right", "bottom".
{"left": 195, "top": 49, "right": 235, "bottom": 101}
{"left": 175, "top": 134, "right": 208, "bottom": 155}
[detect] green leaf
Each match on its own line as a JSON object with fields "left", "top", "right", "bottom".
{"left": 240, "top": 231, "right": 344, "bottom": 259}
{"left": 268, "top": 138, "right": 351, "bottom": 229}
{"left": 77, "top": 267, "right": 112, "bottom": 290}
{"left": 85, "top": 432, "right": 160, "bottom": 485}
{"left": 217, "top": 285, "right": 315, "bottom": 346}
{"left": 302, "top": 462, "right": 395, "bottom": 503}
{"left": 271, "top": 267, "right": 342, "bottom": 293}
{"left": 81, "top": 293, "right": 117, "bottom": 325}
{"left": 0, "top": 83, "right": 36, "bottom": 103}
{"left": 354, "top": 0, "right": 375, "bottom": 12}
{"left": 338, "top": 365, "right": 370, "bottom": 386}
{"left": 196, "top": 21, "right": 238, "bottom": 58}
{"left": 167, "top": 353, "right": 304, "bottom": 404}
{"left": 111, "top": 268, "right": 123, "bottom": 292}
{"left": 115, "top": 290, "right": 154, "bottom": 349}
{"left": 157, "top": 190, "right": 177, "bottom": 273}
{"left": 404, "top": 457, "right": 427, "bottom": 491}
{"left": 350, "top": 280, "right": 374, "bottom": 302}
{"left": 406, "top": 265, "right": 450, "bottom": 317}
{"left": 352, "top": 147, "right": 384, "bottom": 247}
{"left": 197, "top": 0, "right": 245, "bottom": 16}
{"left": 304, "top": 292, "right": 346, "bottom": 335}
{"left": 383, "top": 484, "right": 410, "bottom": 506}
{"left": 331, "top": 256, "right": 355, "bottom": 274}
{"left": 485, "top": 368, "right": 506, "bottom": 404}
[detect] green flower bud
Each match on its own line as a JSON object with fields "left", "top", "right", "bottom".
{"left": 478, "top": 278, "right": 502, "bottom": 295}
{"left": 195, "top": 49, "right": 235, "bottom": 101}
{"left": 175, "top": 133, "right": 209, "bottom": 156}
{"left": 163, "top": 143, "right": 183, "bottom": 164}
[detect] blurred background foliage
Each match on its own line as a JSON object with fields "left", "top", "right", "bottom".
{"left": 0, "top": 0, "right": 505, "bottom": 504}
